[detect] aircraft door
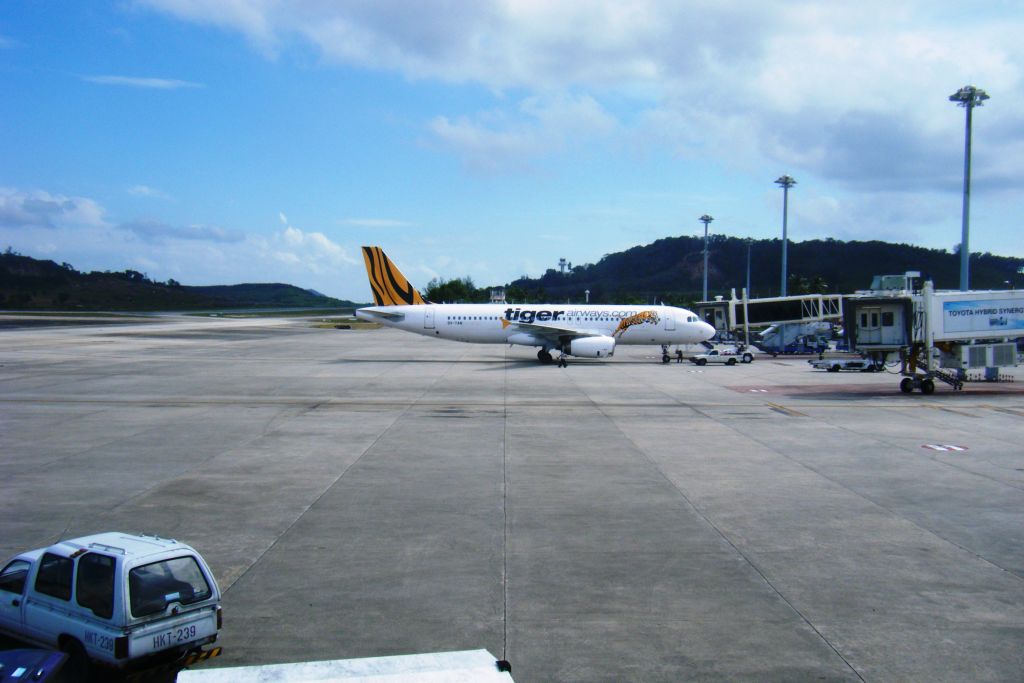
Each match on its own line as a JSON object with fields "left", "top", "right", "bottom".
{"left": 664, "top": 312, "right": 676, "bottom": 331}
{"left": 423, "top": 307, "right": 435, "bottom": 329}
{"left": 860, "top": 307, "right": 881, "bottom": 344}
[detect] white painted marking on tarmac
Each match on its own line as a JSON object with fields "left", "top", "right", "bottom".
{"left": 749, "top": 388, "right": 768, "bottom": 393}
{"left": 921, "top": 444, "right": 968, "bottom": 452}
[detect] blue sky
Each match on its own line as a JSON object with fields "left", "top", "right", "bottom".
{"left": 2, "top": 2, "right": 1022, "bottom": 301}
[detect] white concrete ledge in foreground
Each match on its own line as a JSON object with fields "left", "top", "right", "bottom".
{"left": 177, "top": 649, "right": 514, "bottom": 682}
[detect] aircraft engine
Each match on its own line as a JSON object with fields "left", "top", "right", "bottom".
{"left": 567, "top": 335, "right": 616, "bottom": 358}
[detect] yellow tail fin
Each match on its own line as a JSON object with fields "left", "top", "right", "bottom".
{"left": 361, "top": 246, "right": 426, "bottom": 306}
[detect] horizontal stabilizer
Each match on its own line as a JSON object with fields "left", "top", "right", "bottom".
{"left": 358, "top": 308, "right": 405, "bottom": 321}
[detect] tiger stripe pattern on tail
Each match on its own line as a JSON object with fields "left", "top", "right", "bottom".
{"left": 362, "top": 246, "right": 426, "bottom": 306}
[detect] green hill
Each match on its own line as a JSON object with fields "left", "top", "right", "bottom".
{"left": 499, "top": 236, "right": 1022, "bottom": 305}
{"left": 0, "top": 251, "right": 358, "bottom": 311}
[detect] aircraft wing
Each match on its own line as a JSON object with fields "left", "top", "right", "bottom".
{"left": 504, "top": 320, "right": 604, "bottom": 341}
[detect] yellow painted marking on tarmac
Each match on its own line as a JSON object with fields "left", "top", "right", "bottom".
{"left": 765, "top": 402, "right": 807, "bottom": 417}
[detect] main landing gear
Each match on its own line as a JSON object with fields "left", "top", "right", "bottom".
{"left": 538, "top": 349, "right": 554, "bottom": 364}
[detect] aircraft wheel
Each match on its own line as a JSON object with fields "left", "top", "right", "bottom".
{"left": 662, "top": 354, "right": 671, "bottom": 364}
{"left": 899, "top": 377, "right": 915, "bottom": 394}
{"left": 920, "top": 378, "right": 935, "bottom": 395}
{"left": 538, "top": 349, "right": 553, "bottom": 364}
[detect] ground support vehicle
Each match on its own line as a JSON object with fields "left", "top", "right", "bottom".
{"left": 808, "top": 357, "right": 883, "bottom": 372}
{"left": 706, "top": 342, "right": 755, "bottom": 363}
{"left": 689, "top": 349, "right": 741, "bottom": 366}
{"left": 664, "top": 342, "right": 753, "bottom": 364}
{"left": 0, "top": 533, "right": 222, "bottom": 680}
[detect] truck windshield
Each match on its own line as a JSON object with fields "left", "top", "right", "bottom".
{"left": 128, "top": 556, "right": 212, "bottom": 618}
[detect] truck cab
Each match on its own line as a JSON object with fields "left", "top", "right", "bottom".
{"left": 0, "top": 533, "right": 221, "bottom": 678}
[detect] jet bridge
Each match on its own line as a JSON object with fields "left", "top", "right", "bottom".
{"left": 844, "top": 273, "right": 1024, "bottom": 393}
{"left": 695, "top": 289, "right": 844, "bottom": 349}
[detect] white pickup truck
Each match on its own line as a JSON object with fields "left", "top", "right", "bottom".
{"left": 689, "top": 349, "right": 742, "bottom": 366}
{"left": 0, "top": 532, "right": 222, "bottom": 679}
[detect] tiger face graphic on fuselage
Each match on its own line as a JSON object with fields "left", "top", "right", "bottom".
{"left": 613, "top": 310, "right": 660, "bottom": 337}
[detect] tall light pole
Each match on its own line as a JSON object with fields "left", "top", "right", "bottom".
{"left": 699, "top": 214, "right": 713, "bottom": 301}
{"left": 949, "top": 85, "right": 989, "bottom": 291}
{"left": 745, "top": 238, "right": 753, "bottom": 297}
{"left": 744, "top": 237, "right": 753, "bottom": 348}
{"left": 775, "top": 175, "right": 796, "bottom": 297}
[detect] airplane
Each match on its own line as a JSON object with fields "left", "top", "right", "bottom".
{"left": 356, "top": 246, "right": 716, "bottom": 363}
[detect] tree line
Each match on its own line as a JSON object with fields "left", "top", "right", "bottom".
{"left": 426, "top": 236, "right": 1022, "bottom": 305}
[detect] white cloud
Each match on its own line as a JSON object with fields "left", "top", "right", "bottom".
{"left": 121, "top": 218, "right": 244, "bottom": 243}
{"left": 136, "top": 1, "right": 1024, "bottom": 188}
{"left": 0, "top": 188, "right": 108, "bottom": 230}
{"left": 83, "top": 75, "right": 203, "bottom": 89}
{"left": 137, "top": 0, "right": 278, "bottom": 52}
{"left": 0, "top": 186, "right": 369, "bottom": 298}
{"left": 428, "top": 92, "right": 616, "bottom": 172}
{"left": 789, "top": 189, "right": 955, "bottom": 245}
{"left": 128, "top": 185, "right": 171, "bottom": 200}
{"left": 258, "top": 223, "right": 358, "bottom": 275}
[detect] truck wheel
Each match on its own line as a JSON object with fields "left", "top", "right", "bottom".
{"left": 899, "top": 378, "right": 915, "bottom": 394}
{"left": 829, "top": 365, "right": 841, "bottom": 372}
{"left": 60, "top": 637, "right": 92, "bottom": 683}
{"left": 727, "top": 358, "right": 737, "bottom": 365}
{"left": 920, "top": 378, "right": 935, "bottom": 395}
{"left": 696, "top": 358, "right": 707, "bottom": 366}
{"left": 742, "top": 353, "right": 753, "bottom": 363}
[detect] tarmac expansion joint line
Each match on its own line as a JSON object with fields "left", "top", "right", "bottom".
{"left": 727, "top": 410, "right": 1024, "bottom": 583}
{"left": 571, "top": 370, "right": 868, "bottom": 682}
{"left": 221, "top": 363, "right": 460, "bottom": 596}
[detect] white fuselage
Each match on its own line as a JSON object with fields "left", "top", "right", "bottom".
{"left": 356, "top": 303, "right": 715, "bottom": 352}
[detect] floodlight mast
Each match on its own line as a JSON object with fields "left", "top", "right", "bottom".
{"left": 745, "top": 238, "right": 753, "bottom": 298}
{"left": 949, "top": 85, "right": 989, "bottom": 291}
{"left": 774, "top": 175, "right": 796, "bottom": 297}
{"left": 699, "top": 214, "right": 714, "bottom": 301}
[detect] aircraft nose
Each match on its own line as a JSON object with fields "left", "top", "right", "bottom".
{"left": 699, "top": 321, "right": 716, "bottom": 340}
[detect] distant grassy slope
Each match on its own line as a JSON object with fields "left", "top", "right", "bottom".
{"left": 0, "top": 252, "right": 360, "bottom": 311}
{"left": 184, "top": 283, "right": 352, "bottom": 308}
